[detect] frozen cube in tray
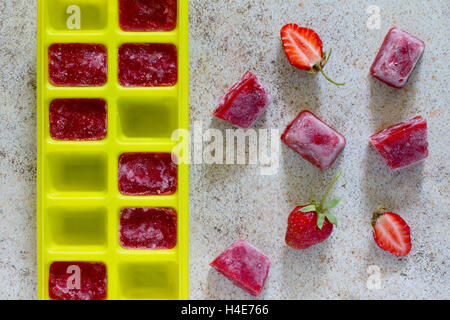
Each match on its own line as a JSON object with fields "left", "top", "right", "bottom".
{"left": 119, "top": 0, "right": 177, "bottom": 31}
{"left": 370, "top": 27, "right": 425, "bottom": 88}
{"left": 210, "top": 239, "right": 271, "bottom": 297}
{"left": 49, "top": 99, "right": 107, "bottom": 141}
{"left": 119, "top": 207, "right": 177, "bottom": 249}
{"left": 48, "top": 43, "right": 107, "bottom": 86}
{"left": 369, "top": 116, "right": 428, "bottom": 170}
{"left": 281, "top": 110, "right": 346, "bottom": 170}
{"left": 118, "top": 43, "right": 177, "bottom": 87}
{"left": 213, "top": 71, "right": 271, "bottom": 129}
{"left": 49, "top": 262, "right": 107, "bottom": 300}
{"left": 118, "top": 153, "right": 177, "bottom": 195}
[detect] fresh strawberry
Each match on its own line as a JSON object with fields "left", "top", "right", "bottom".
{"left": 371, "top": 208, "right": 411, "bottom": 257}
{"left": 285, "top": 171, "right": 342, "bottom": 249}
{"left": 280, "top": 24, "right": 345, "bottom": 85}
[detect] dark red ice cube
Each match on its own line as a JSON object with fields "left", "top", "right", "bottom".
{"left": 281, "top": 110, "right": 346, "bottom": 170}
{"left": 119, "top": 207, "right": 177, "bottom": 249}
{"left": 118, "top": 153, "right": 177, "bottom": 196}
{"left": 213, "top": 71, "right": 271, "bottom": 129}
{"left": 369, "top": 116, "right": 428, "bottom": 170}
{"left": 119, "top": 0, "right": 177, "bottom": 32}
{"left": 370, "top": 27, "right": 425, "bottom": 88}
{"left": 210, "top": 239, "right": 271, "bottom": 297}
{"left": 48, "top": 43, "right": 107, "bottom": 86}
{"left": 49, "top": 99, "right": 107, "bottom": 141}
{"left": 49, "top": 262, "right": 107, "bottom": 300}
{"left": 118, "top": 43, "right": 178, "bottom": 87}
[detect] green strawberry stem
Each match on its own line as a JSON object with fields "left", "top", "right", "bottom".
{"left": 316, "top": 49, "right": 345, "bottom": 86}
{"left": 318, "top": 171, "right": 342, "bottom": 211}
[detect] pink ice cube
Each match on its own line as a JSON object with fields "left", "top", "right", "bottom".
{"left": 118, "top": 153, "right": 177, "bottom": 196}
{"left": 370, "top": 27, "right": 425, "bottom": 88}
{"left": 369, "top": 116, "right": 428, "bottom": 170}
{"left": 213, "top": 71, "right": 271, "bottom": 129}
{"left": 210, "top": 239, "right": 271, "bottom": 297}
{"left": 281, "top": 110, "right": 346, "bottom": 170}
{"left": 49, "top": 262, "right": 107, "bottom": 300}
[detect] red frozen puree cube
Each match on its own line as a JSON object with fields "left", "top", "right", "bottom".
{"left": 369, "top": 116, "right": 428, "bottom": 170}
{"left": 49, "top": 262, "right": 107, "bottom": 300}
{"left": 210, "top": 239, "right": 271, "bottom": 297}
{"left": 119, "top": 207, "right": 177, "bottom": 249}
{"left": 48, "top": 43, "right": 107, "bottom": 86}
{"left": 118, "top": 43, "right": 177, "bottom": 87}
{"left": 213, "top": 71, "right": 271, "bottom": 129}
{"left": 118, "top": 153, "right": 177, "bottom": 195}
{"left": 49, "top": 99, "right": 107, "bottom": 141}
{"left": 119, "top": 0, "right": 177, "bottom": 32}
{"left": 370, "top": 27, "right": 425, "bottom": 88}
{"left": 281, "top": 110, "right": 346, "bottom": 170}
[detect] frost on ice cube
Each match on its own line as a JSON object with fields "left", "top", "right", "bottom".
{"left": 118, "top": 153, "right": 177, "bottom": 195}
{"left": 48, "top": 43, "right": 107, "bottom": 86}
{"left": 119, "top": 0, "right": 177, "bottom": 32}
{"left": 118, "top": 43, "right": 178, "bottom": 87}
{"left": 369, "top": 116, "right": 428, "bottom": 170}
{"left": 370, "top": 27, "right": 425, "bottom": 88}
{"left": 49, "top": 99, "right": 107, "bottom": 141}
{"left": 213, "top": 71, "right": 271, "bottom": 129}
{"left": 119, "top": 207, "right": 177, "bottom": 249}
{"left": 281, "top": 110, "right": 346, "bottom": 170}
{"left": 49, "top": 262, "right": 107, "bottom": 300}
{"left": 210, "top": 239, "right": 271, "bottom": 297}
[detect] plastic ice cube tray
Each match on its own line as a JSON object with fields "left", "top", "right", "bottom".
{"left": 37, "top": 0, "right": 189, "bottom": 299}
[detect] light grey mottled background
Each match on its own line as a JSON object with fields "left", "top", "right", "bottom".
{"left": 0, "top": 0, "right": 448, "bottom": 300}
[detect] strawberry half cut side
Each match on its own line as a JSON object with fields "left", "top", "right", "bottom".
{"left": 280, "top": 24, "right": 345, "bottom": 85}
{"left": 372, "top": 208, "right": 412, "bottom": 257}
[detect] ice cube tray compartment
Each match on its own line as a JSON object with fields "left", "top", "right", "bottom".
{"left": 37, "top": 0, "right": 189, "bottom": 299}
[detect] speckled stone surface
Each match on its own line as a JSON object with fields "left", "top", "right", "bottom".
{"left": 0, "top": 0, "right": 448, "bottom": 300}
{"left": 188, "top": 0, "right": 449, "bottom": 299}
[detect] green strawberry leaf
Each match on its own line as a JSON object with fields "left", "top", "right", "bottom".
{"left": 299, "top": 205, "right": 316, "bottom": 213}
{"left": 317, "top": 214, "right": 325, "bottom": 230}
{"left": 324, "top": 197, "right": 341, "bottom": 209}
{"left": 324, "top": 212, "right": 338, "bottom": 225}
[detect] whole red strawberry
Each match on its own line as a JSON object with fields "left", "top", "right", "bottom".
{"left": 280, "top": 24, "right": 345, "bottom": 85}
{"left": 285, "top": 171, "right": 341, "bottom": 249}
{"left": 372, "top": 208, "right": 412, "bottom": 257}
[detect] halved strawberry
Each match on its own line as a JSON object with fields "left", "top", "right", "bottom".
{"left": 280, "top": 24, "right": 345, "bottom": 85}
{"left": 371, "top": 208, "right": 412, "bottom": 257}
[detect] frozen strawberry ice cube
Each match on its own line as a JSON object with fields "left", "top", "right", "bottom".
{"left": 120, "top": 207, "right": 177, "bottom": 249}
{"left": 48, "top": 43, "right": 107, "bottom": 86}
{"left": 213, "top": 71, "right": 271, "bottom": 129}
{"left": 370, "top": 27, "right": 425, "bottom": 88}
{"left": 281, "top": 110, "right": 346, "bottom": 170}
{"left": 210, "top": 239, "right": 271, "bottom": 297}
{"left": 49, "top": 99, "right": 107, "bottom": 141}
{"left": 369, "top": 116, "right": 428, "bottom": 170}
{"left": 49, "top": 262, "right": 107, "bottom": 300}
{"left": 118, "top": 43, "right": 177, "bottom": 87}
{"left": 118, "top": 153, "right": 177, "bottom": 195}
{"left": 119, "top": 0, "right": 177, "bottom": 32}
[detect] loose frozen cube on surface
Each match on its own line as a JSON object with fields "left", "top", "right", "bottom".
{"left": 118, "top": 43, "right": 177, "bottom": 87}
{"left": 118, "top": 153, "right": 177, "bottom": 195}
{"left": 210, "top": 239, "right": 271, "bottom": 297}
{"left": 281, "top": 110, "right": 346, "bottom": 170}
{"left": 49, "top": 262, "right": 107, "bottom": 300}
{"left": 369, "top": 116, "right": 428, "bottom": 170}
{"left": 49, "top": 99, "right": 107, "bottom": 141}
{"left": 213, "top": 71, "right": 271, "bottom": 129}
{"left": 119, "top": 0, "right": 177, "bottom": 32}
{"left": 119, "top": 207, "right": 177, "bottom": 249}
{"left": 48, "top": 43, "right": 107, "bottom": 86}
{"left": 370, "top": 27, "right": 425, "bottom": 88}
